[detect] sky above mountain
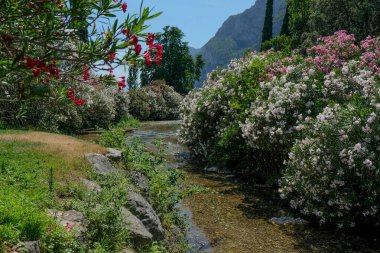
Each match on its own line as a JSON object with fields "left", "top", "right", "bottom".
{"left": 124, "top": 0, "right": 256, "bottom": 48}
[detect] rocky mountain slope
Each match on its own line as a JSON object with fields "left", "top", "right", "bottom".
{"left": 193, "top": 0, "right": 286, "bottom": 86}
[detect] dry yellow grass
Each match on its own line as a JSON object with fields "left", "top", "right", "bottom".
{"left": 0, "top": 131, "right": 106, "bottom": 157}
{"left": 0, "top": 131, "right": 107, "bottom": 184}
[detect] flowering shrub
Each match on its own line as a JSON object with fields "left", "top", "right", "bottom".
{"left": 24, "top": 79, "right": 129, "bottom": 132}
{"left": 128, "top": 80, "right": 182, "bottom": 120}
{"left": 280, "top": 104, "right": 380, "bottom": 228}
{"left": 180, "top": 31, "right": 380, "bottom": 227}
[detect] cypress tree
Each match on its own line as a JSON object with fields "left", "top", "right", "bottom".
{"left": 262, "top": 0, "right": 274, "bottom": 44}
{"left": 280, "top": 4, "right": 290, "bottom": 35}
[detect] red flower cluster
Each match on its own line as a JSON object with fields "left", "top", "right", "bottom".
{"left": 108, "top": 52, "right": 116, "bottom": 62}
{"left": 146, "top": 33, "right": 155, "bottom": 48}
{"left": 143, "top": 43, "right": 163, "bottom": 66}
{"left": 142, "top": 33, "right": 163, "bottom": 66}
{"left": 118, "top": 76, "right": 127, "bottom": 90}
{"left": 25, "top": 58, "right": 60, "bottom": 79}
{"left": 83, "top": 65, "right": 90, "bottom": 80}
{"left": 134, "top": 44, "right": 142, "bottom": 56}
{"left": 68, "top": 87, "right": 86, "bottom": 106}
{"left": 122, "top": 2, "right": 127, "bottom": 13}
{"left": 128, "top": 34, "right": 142, "bottom": 56}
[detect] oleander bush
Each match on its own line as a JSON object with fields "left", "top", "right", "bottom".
{"left": 280, "top": 104, "right": 380, "bottom": 228}
{"left": 128, "top": 80, "right": 183, "bottom": 121}
{"left": 16, "top": 80, "right": 129, "bottom": 133}
{"left": 179, "top": 31, "right": 380, "bottom": 228}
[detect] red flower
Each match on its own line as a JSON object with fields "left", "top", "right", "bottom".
{"left": 143, "top": 51, "right": 152, "bottom": 66}
{"left": 129, "top": 34, "right": 138, "bottom": 45}
{"left": 156, "top": 43, "right": 163, "bottom": 56}
{"left": 68, "top": 87, "right": 75, "bottom": 101}
{"left": 32, "top": 68, "right": 40, "bottom": 78}
{"left": 83, "top": 65, "right": 90, "bottom": 80}
{"left": 74, "top": 98, "right": 85, "bottom": 105}
{"left": 121, "top": 2, "right": 127, "bottom": 13}
{"left": 146, "top": 33, "right": 155, "bottom": 46}
{"left": 122, "top": 28, "right": 129, "bottom": 36}
{"left": 117, "top": 80, "right": 126, "bottom": 90}
{"left": 134, "top": 44, "right": 142, "bottom": 56}
{"left": 108, "top": 52, "right": 116, "bottom": 62}
{"left": 35, "top": 60, "right": 45, "bottom": 68}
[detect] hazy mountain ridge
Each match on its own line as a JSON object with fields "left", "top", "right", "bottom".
{"left": 193, "top": 0, "right": 286, "bottom": 86}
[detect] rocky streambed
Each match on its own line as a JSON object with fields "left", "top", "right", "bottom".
{"left": 131, "top": 121, "right": 379, "bottom": 253}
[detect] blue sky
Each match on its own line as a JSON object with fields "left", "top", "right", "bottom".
{"left": 124, "top": 0, "right": 256, "bottom": 48}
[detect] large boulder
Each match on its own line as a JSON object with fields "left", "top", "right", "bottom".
{"left": 127, "top": 191, "right": 164, "bottom": 239}
{"left": 106, "top": 148, "right": 123, "bottom": 161}
{"left": 86, "top": 153, "right": 117, "bottom": 175}
{"left": 80, "top": 178, "right": 102, "bottom": 192}
{"left": 130, "top": 171, "right": 150, "bottom": 193}
{"left": 121, "top": 207, "right": 153, "bottom": 244}
{"left": 23, "top": 241, "right": 40, "bottom": 253}
{"left": 48, "top": 210, "right": 86, "bottom": 237}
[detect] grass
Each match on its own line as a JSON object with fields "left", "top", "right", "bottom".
{"left": 0, "top": 130, "right": 104, "bottom": 251}
{"left": 0, "top": 127, "right": 186, "bottom": 252}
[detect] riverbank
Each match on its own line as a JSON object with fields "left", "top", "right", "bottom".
{"left": 0, "top": 129, "right": 187, "bottom": 252}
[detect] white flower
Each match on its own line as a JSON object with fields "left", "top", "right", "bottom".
{"left": 354, "top": 143, "right": 362, "bottom": 152}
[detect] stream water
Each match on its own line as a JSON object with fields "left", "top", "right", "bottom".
{"left": 130, "top": 121, "right": 377, "bottom": 253}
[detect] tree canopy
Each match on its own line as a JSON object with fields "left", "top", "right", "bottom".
{"left": 140, "top": 26, "right": 204, "bottom": 94}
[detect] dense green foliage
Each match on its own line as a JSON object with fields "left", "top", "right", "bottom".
{"left": 140, "top": 26, "right": 204, "bottom": 94}
{"left": 287, "top": 0, "right": 380, "bottom": 45}
{"left": 98, "top": 131, "right": 189, "bottom": 252}
{"left": 0, "top": 120, "right": 187, "bottom": 252}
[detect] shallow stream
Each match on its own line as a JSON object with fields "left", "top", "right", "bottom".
{"left": 130, "top": 121, "right": 376, "bottom": 253}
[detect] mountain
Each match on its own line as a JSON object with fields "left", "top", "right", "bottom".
{"left": 193, "top": 0, "right": 286, "bottom": 86}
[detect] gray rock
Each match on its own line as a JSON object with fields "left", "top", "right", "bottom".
{"left": 121, "top": 207, "right": 153, "bottom": 244}
{"left": 120, "top": 249, "right": 135, "bottom": 253}
{"left": 131, "top": 172, "right": 150, "bottom": 192}
{"left": 203, "top": 166, "right": 232, "bottom": 174}
{"left": 106, "top": 148, "right": 123, "bottom": 161}
{"left": 269, "top": 216, "right": 309, "bottom": 226}
{"left": 127, "top": 191, "right": 164, "bottom": 239}
{"left": 80, "top": 178, "right": 102, "bottom": 192}
{"left": 86, "top": 153, "right": 117, "bottom": 175}
{"left": 23, "top": 241, "right": 40, "bottom": 253}
{"left": 48, "top": 210, "right": 86, "bottom": 236}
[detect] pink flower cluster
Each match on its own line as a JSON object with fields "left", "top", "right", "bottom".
{"left": 306, "top": 30, "right": 360, "bottom": 73}
{"left": 360, "top": 36, "right": 380, "bottom": 74}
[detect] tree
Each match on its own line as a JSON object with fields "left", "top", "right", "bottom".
{"left": 287, "top": 0, "right": 380, "bottom": 44}
{"left": 287, "top": 0, "right": 312, "bottom": 44}
{"left": 262, "top": 0, "right": 274, "bottom": 46}
{"left": 140, "top": 26, "right": 204, "bottom": 94}
{"left": 127, "top": 65, "right": 139, "bottom": 90}
{"left": 0, "top": 0, "right": 161, "bottom": 124}
{"left": 307, "top": 0, "right": 380, "bottom": 40}
{"left": 280, "top": 5, "right": 290, "bottom": 36}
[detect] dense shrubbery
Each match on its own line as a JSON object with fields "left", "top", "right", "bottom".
{"left": 129, "top": 80, "right": 183, "bottom": 121}
{"left": 17, "top": 79, "right": 130, "bottom": 132}
{"left": 179, "top": 31, "right": 380, "bottom": 228}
